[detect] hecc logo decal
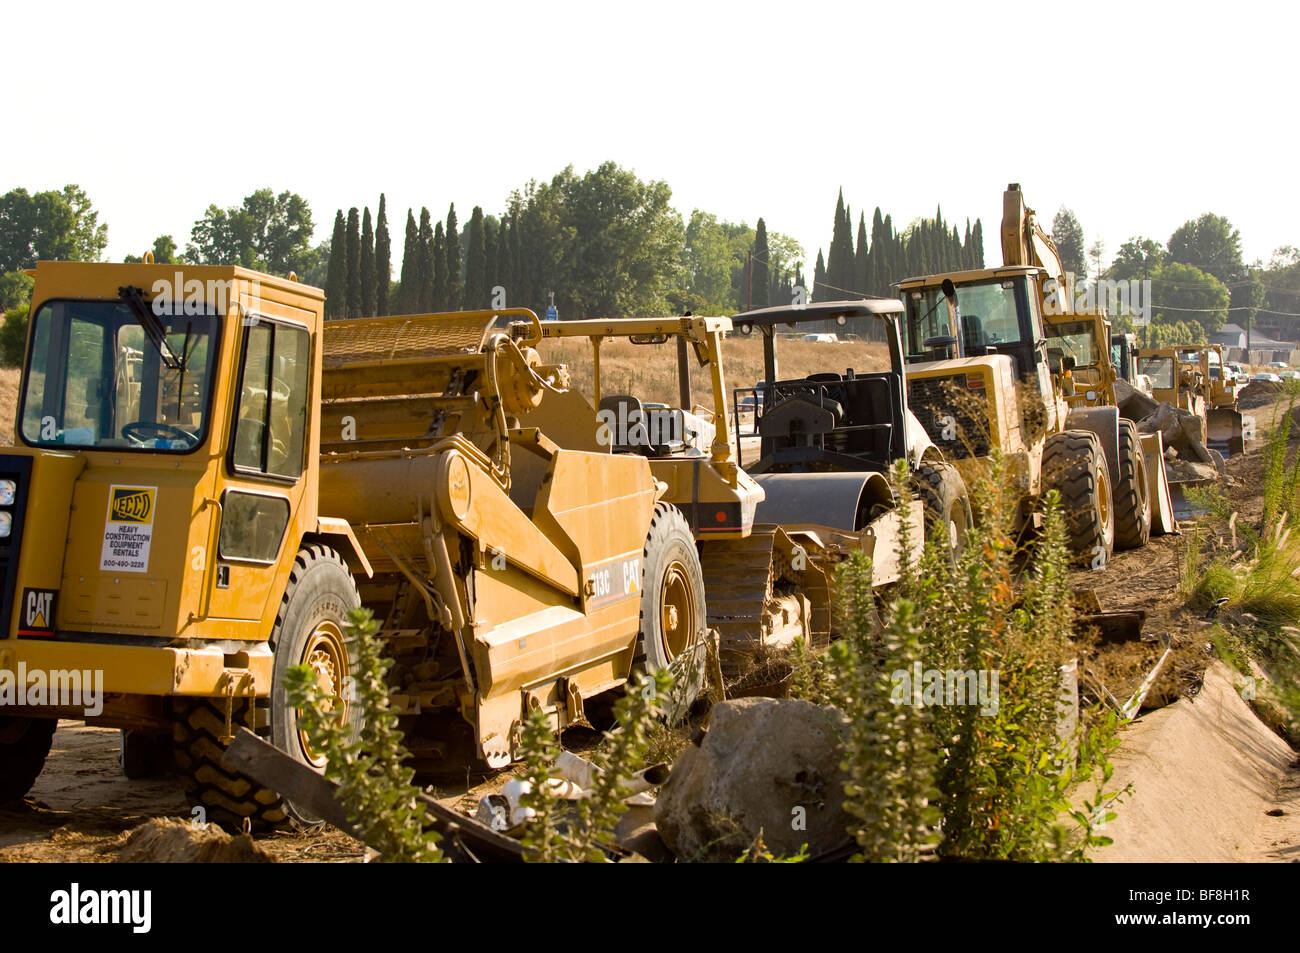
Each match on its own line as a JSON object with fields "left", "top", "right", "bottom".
{"left": 108, "top": 487, "right": 155, "bottom": 524}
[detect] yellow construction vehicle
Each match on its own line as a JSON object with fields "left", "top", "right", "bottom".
{"left": 526, "top": 314, "right": 901, "bottom": 673}
{"left": 1138, "top": 344, "right": 1249, "bottom": 455}
{"left": 898, "top": 184, "right": 1165, "bottom": 562}
{"left": 0, "top": 261, "right": 709, "bottom": 828}
{"left": 729, "top": 299, "right": 972, "bottom": 558}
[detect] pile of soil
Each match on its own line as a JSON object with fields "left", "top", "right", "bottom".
{"left": 114, "top": 818, "right": 275, "bottom": 863}
{"left": 1238, "top": 380, "right": 1285, "bottom": 410}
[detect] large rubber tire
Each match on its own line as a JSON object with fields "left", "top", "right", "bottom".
{"left": 636, "top": 504, "right": 708, "bottom": 713}
{"left": 0, "top": 716, "right": 55, "bottom": 802}
{"left": 173, "top": 545, "right": 361, "bottom": 832}
{"left": 1112, "top": 418, "right": 1151, "bottom": 551}
{"left": 1042, "top": 430, "right": 1115, "bottom": 567}
{"left": 913, "top": 462, "right": 973, "bottom": 560}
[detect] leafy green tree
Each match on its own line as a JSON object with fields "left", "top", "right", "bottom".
{"left": 396, "top": 209, "right": 419, "bottom": 315}
{"left": 361, "top": 207, "right": 376, "bottom": 316}
{"left": 0, "top": 270, "right": 34, "bottom": 311}
{"left": 1051, "top": 207, "right": 1086, "bottom": 277}
{"left": 345, "top": 207, "right": 361, "bottom": 317}
{"left": 558, "top": 162, "right": 684, "bottom": 318}
{"left": 465, "top": 206, "right": 487, "bottom": 310}
{"left": 61, "top": 185, "right": 108, "bottom": 262}
{"left": 1167, "top": 213, "right": 1244, "bottom": 284}
{"left": 1, "top": 307, "right": 29, "bottom": 367}
{"left": 325, "top": 211, "right": 347, "bottom": 318}
{"left": 188, "top": 188, "right": 316, "bottom": 276}
{"left": 374, "top": 195, "right": 391, "bottom": 315}
{"left": 444, "top": 204, "right": 461, "bottom": 310}
{"left": 0, "top": 187, "right": 76, "bottom": 269}
{"left": 1108, "top": 236, "right": 1164, "bottom": 282}
{"left": 1151, "top": 261, "right": 1229, "bottom": 332}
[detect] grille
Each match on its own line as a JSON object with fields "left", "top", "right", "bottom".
{"left": 907, "top": 375, "right": 991, "bottom": 458}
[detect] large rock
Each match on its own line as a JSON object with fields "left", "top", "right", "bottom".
{"left": 653, "top": 697, "right": 850, "bottom": 861}
{"left": 1139, "top": 402, "right": 1213, "bottom": 463}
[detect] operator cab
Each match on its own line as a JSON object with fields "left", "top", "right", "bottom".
{"left": 900, "top": 268, "right": 1046, "bottom": 379}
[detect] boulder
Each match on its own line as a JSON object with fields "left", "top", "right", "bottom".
{"left": 653, "top": 697, "right": 850, "bottom": 861}
{"left": 1140, "top": 402, "right": 1213, "bottom": 463}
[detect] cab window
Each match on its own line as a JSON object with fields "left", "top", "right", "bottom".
{"left": 230, "top": 318, "right": 310, "bottom": 480}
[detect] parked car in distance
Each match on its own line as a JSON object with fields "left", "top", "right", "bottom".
{"left": 1281, "top": 370, "right": 1300, "bottom": 381}
{"left": 802, "top": 333, "right": 840, "bottom": 343}
{"left": 1269, "top": 361, "right": 1289, "bottom": 370}
{"left": 1253, "top": 372, "right": 1283, "bottom": 383}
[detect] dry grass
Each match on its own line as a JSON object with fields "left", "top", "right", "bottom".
{"left": 535, "top": 336, "right": 889, "bottom": 407}
{"left": 0, "top": 367, "right": 19, "bottom": 446}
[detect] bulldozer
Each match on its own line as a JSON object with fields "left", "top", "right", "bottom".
{"left": 0, "top": 261, "right": 712, "bottom": 829}
{"left": 523, "top": 314, "right": 904, "bottom": 673}
{"left": 897, "top": 184, "right": 1164, "bottom": 564}
{"left": 1138, "top": 344, "right": 1250, "bottom": 456}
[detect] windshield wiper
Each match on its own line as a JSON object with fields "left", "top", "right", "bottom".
{"left": 118, "top": 286, "right": 183, "bottom": 370}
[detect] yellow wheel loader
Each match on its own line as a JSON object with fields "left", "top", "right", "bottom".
{"left": 0, "top": 262, "right": 709, "bottom": 829}
{"left": 898, "top": 184, "right": 1164, "bottom": 565}
{"left": 525, "top": 315, "right": 891, "bottom": 673}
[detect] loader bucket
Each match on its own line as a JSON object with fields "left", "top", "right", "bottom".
{"left": 1206, "top": 407, "right": 1247, "bottom": 457}
{"left": 1138, "top": 432, "right": 1177, "bottom": 535}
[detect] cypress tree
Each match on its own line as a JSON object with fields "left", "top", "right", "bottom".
{"left": 484, "top": 216, "right": 499, "bottom": 305}
{"left": 445, "top": 204, "right": 461, "bottom": 310}
{"left": 497, "top": 217, "right": 513, "bottom": 307}
{"left": 375, "top": 194, "right": 391, "bottom": 315}
{"left": 325, "top": 210, "right": 346, "bottom": 319}
{"left": 361, "top": 207, "right": 376, "bottom": 316}
{"left": 970, "top": 219, "right": 985, "bottom": 268}
{"left": 751, "top": 218, "right": 770, "bottom": 309}
{"left": 813, "top": 249, "right": 828, "bottom": 303}
{"left": 432, "top": 220, "right": 446, "bottom": 311}
{"left": 869, "top": 208, "right": 888, "bottom": 296}
{"left": 397, "top": 209, "right": 418, "bottom": 314}
{"left": 417, "top": 209, "right": 434, "bottom": 312}
{"left": 509, "top": 212, "right": 524, "bottom": 305}
{"left": 465, "top": 206, "right": 487, "bottom": 310}
{"left": 345, "top": 207, "right": 361, "bottom": 318}
{"left": 855, "top": 212, "right": 869, "bottom": 295}
{"left": 827, "top": 190, "right": 855, "bottom": 299}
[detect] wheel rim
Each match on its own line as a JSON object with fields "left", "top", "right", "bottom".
{"left": 659, "top": 561, "right": 697, "bottom": 661}
{"left": 1096, "top": 460, "right": 1114, "bottom": 541}
{"left": 297, "top": 621, "right": 349, "bottom": 769}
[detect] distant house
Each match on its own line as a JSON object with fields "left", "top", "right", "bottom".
{"left": 1210, "top": 323, "right": 1246, "bottom": 349}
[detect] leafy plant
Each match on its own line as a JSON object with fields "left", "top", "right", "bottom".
{"left": 283, "top": 607, "right": 445, "bottom": 863}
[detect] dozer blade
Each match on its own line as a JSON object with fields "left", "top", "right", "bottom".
{"left": 1206, "top": 407, "right": 1248, "bottom": 457}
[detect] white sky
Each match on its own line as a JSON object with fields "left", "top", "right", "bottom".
{"left": 9, "top": 0, "right": 1296, "bottom": 280}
